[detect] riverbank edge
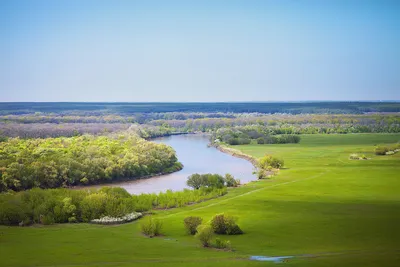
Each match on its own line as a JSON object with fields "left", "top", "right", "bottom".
{"left": 71, "top": 162, "right": 184, "bottom": 190}
{"left": 211, "top": 142, "right": 278, "bottom": 180}
{"left": 211, "top": 143, "right": 259, "bottom": 167}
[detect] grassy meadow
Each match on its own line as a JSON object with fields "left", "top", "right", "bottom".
{"left": 1, "top": 133, "right": 399, "bottom": 267}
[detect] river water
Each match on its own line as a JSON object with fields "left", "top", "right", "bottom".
{"left": 90, "top": 134, "right": 257, "bottom": 194}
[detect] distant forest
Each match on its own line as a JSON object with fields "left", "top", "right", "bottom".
{"left": 1, "top": 102, "right": 400, "bottom": 115}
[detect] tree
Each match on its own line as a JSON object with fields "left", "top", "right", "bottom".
{"left": 195, "top": 225, "right": 214, "bottom": 247}
{"left": 186, "top": 174, "right": 204, "bottom": 189}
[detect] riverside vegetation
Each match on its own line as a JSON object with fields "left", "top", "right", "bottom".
{"left": 0, "top": 133, "right": 182, "bottom": 192}
{"left": 1, "top": 133, "right": 399, "bottom": 267}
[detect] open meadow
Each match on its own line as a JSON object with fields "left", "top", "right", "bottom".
{"left": 1, "top": 133, "right": 399, "bottom": 267}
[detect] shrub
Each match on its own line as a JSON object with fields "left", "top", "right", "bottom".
{"left": 224, "top": 174, "right": 240, "bottom": 187}
{"left": 256, "top": 137, "right": 265, "bottom": 144}
{"left": 41, "top": 214, "right": 55, "bottom": 225}
{"left": 211, "top": 213, "right": 243, "bottom": 235}
{"left": 184, "top": 216, "right": 203, "bottom": 235}
{"left": 195, "top": 224, "right": 214, "bottom": 247}
{"left": 140, "top": 216, "right": 163, "bottom": 237}
{"left": 141, "top": 216, "right": 154, "bottom": 236}
{"left": 91, "top": 212, "right": 142, "bottom": 225}
{"left": 259, "top": 155, "right": 284, "bottom": 169}
{"left": 349, "top": 153, "right": 360, "bottom": 160}
{"left": 80, "top": 192, "right": 108, "bottom": 222}
{"left": 214, "top": 238, "right": 231, "bottom": 249}
{"left": 0, "top": 195, "right": 30, "bottom": 226}
{"left": 227, "top": 138, "right": 239, "bottom": 145}
{"left": 375, "top": 146, "right": 389, "bottom": 155}
{"left": 68, "top": 216, "right": 78, "bottom": 223}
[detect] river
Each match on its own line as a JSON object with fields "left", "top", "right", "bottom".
{"left": 89, "top": 134, "right": 257, "bottom": 194}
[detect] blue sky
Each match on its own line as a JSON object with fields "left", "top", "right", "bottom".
{"left": 1, "top": 0, "right": 399, "bottom": 102}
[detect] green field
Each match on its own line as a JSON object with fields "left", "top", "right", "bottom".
{"left": 1, "top": 134, "right": 400, "bottom": 267}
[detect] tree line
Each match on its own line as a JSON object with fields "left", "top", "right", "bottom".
{"left": 0, "top": 133, "right": 181, "bottom": 192}
{"left": 0, "top": 186, "right": 226, "bottom": 226}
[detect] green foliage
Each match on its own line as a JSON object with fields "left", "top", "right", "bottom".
{"left": 0, "top": 194, "right": 30, "bottom": 225}
{"left": 80, "top": 192, "right": 108, "bottom": 222}
{"left": 0, "top": 186, "right": 226, "bottom": 226}
{"left": 214, "top": 126, "right": 301, "bottom": 145}
{"left": 0, "top": 134, "right": 180, "bottom": 192}
{"left": 259, "top": 155, "right": 284, "bottom": 169}
{"left": 140, "top": 216, "right": 163, "bottom": 237}
{"left": 349, "top": 154, "right": 368, "bottom": 160}
{"left": 224, "top": 174, "right": 240, "bottom": 187}
{"left": 186, "top": 173, "right": 238, "bottom": 189}
{"left": 214, "top": 238, "right": 231, "bottom": 250}
{"left": 210, "top": 213, "right": 243, "bottom": 235}
{"left": 195, "top": 224, "right": 214, "bottom": 247}
{"left": 375, "top": 146, "right": 389, "bottom": 155}
{"left": 375, "top": 143, "right": 400, "bottom": 155}
{"left": 184, "top": 216, "right": 203, "bottom": 235}
{"left": 186, "top": 174, "right": 206, "bottom": 190}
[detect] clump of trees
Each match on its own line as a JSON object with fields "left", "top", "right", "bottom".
{"left": 0, "top": 186, "right": 227, "bottom": 226}
{"left": 212, "top": 126, "right": 300, "bottom": 146}
{"left": 186, "top": 173, "right": 240, "bottom": 190}
{"left": 256, "top": 155, "right": 284, "bottom": 179}
{"left": 375, "top": 143, "right": 400, "bottom": 155}
{"left": 0, "top": 134, "right": 182, "bottom": 192}
{"left": 187, "top": 213, "right": 242, "bottom": 249}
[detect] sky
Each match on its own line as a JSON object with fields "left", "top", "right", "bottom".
{"left": 0, "top": 0, "right": 399, "bottom": 102}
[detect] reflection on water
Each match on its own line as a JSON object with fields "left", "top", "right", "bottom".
{"left": 89, "top": 134, "right": 257, "bottom": 194}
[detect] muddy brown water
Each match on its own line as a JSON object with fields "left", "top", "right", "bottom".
{"left": 84, "top": 134, "right": 257, "bottom": 194}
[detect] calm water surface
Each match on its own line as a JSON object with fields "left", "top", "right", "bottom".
{"left": 95, "top": 134, "right": 257, "bottom": 194}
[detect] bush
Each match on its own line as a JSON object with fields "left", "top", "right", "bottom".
{"left": 227, "top": 138, "right": 239, "bottom": 145}
{"left": 0, "top": 195, "right": 30, "bottom": 225}
{"left": 91, "top": 212, "right": 142, "bottom": 225}
{"left": 224, "top": 174, "right": 240, "bottom": 187}
{"left": 41, "top": 214, "right": 55, "bottom": 225}
{"left": 214, "top": 238, "right": 231, "bottom": 249}
{"left": 140, "top": 216, "right": 163, "bottom": 237}
{"left": 195, "top": 224, "right": 214, "bottom": 247}
{"left": 258, "top": 155, "right": 284, "bottom": 169}
{"left": 184, "top": 216, "right": 203, "bottom": 235}
{"left": 68, "top": 216, "right": 78, "bottom": 223}
{"left": 210, "top": 213, "right": 243, "bottom": 235}
{"left": 80, "top": 192, "right": 108, "bottom": 222}
{"left": 186, "top": 174, "right": 226, "bottom": 189}
{"left": 256, "top": 137, "right": 265, "bottom": 144}
{"left": 375, "top": 146, "right": 389, "bottom": 155}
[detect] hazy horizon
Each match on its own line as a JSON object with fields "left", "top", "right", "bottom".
{"left": 1, "top": 0, "right": 400, "bottom": 102}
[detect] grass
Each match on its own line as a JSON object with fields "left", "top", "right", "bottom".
{"left": 1, "top": 133, "right": 400, "bottom": 267}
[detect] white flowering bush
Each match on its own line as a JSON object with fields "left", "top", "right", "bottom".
{"left": 90, "top": 212, "right": 143, "bottom": 225}
{"left": 349, "top": 154, "right": 368, "bottom": 160}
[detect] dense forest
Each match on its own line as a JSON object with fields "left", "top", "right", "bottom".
{"left": 1, "top": 102, "right": 400, "bottom": 115}
{"left": 0, "top": 133, "right": 181, "bottom": 192}
{"left": 1, "top": 114, "right": 399, "bottom": 139}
